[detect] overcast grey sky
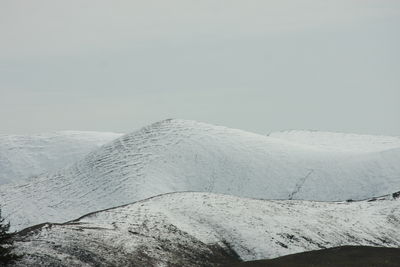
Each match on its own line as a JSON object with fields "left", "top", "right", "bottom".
{"left": 0, "top": 0, "right": 399, "bottom": 135}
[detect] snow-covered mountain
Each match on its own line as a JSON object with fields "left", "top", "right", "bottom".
{"left": 0, "top": 131, "right": 122, "bottom": 184}
{"left": 1, "top": 119, "right": 399, "bottom": 230}
{"left": 13, "top": 191, "right": 400, "bottom": 266}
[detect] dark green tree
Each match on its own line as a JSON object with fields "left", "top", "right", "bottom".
{"left": 0, "top": 208, "right": 19, "bottom": 265}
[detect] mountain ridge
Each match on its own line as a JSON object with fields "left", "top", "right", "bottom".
{"left": 1, "top": 119, "right": 399, "bottom": 230}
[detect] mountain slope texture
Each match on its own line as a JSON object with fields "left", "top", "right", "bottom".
{"left": 0, "top": 131, "right": 122, "bottom": 184}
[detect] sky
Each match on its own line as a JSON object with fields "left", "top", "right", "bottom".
{"left": 0, "top": 0, "right": 399, "bottom": 135}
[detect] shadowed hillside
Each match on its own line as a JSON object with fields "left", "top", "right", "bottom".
{"left": 228, "top": 246, "right": 400, "bottom": 267}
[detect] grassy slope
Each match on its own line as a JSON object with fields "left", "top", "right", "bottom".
{"left": 228, "top": 246, "right": 400, "bottom": 267}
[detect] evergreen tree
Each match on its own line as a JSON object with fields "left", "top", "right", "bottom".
{"left": 0, "top": 208, "right": 19, "bottom": 265}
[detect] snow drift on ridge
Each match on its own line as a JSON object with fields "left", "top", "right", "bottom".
{"left": 1, "top": 119, "right": 399, "bottom": 230}
{"left": 0, "top": 131, "right": 122, "bottom": 184}
{"left": 13, "top": 192, "right": 400, "bottom": 266}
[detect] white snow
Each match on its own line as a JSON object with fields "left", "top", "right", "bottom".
{"left": 1, "top": 119, "right": 399, "bottom": 230}
{"left": 0, "top": 131, "right": 122, "bottom": 184}
{"left": 269, "top": 130, "right": 400, "bottom": 153}
{"left": 14, "top": 192, "right": 400, "bottom": 266}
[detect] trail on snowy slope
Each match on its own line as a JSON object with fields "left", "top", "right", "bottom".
{"left": 1, "top": 119, "right": 399, "bottom": 230}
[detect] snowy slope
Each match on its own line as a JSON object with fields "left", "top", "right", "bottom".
{"left": 1, "top": 119, "right": 399, "bottom": 230}
{"left": 269, "top": 130, "right": 400, "bottom": 153}
{"left": 13, "top": 192, "right": 400, "bottom": 266}
{"left": 0, "top": 131, "right": 122, "bottom": 184}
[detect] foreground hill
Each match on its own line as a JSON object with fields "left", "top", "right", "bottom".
{"left": 230, "top": 246, "right": 400, "bottom": 267}
{"left": 11, "top": 192, "right": 400, "bottom": 266}
{"left": 1, "top": 119, "right": 399, "bottom": 230}
{"left": 0, "top": 131, "right": 122, "bottom": 184}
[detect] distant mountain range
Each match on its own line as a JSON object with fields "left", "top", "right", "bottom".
{"left": 1, "top": 119, "right": 399, "bottom": 231}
